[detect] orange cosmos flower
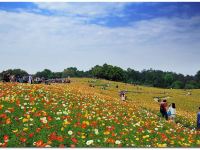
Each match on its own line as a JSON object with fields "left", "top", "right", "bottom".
{"left": 20, "top": 137, "right": 27, "bottom": 143}
{"left": 35, "top": 140, "right": 43, "bottom": 147}
{"left": 6, "top": 118, "right": 11, "bottom": 124}
{"left": 56, "top": 136, "right": 64, "bottom": 142}
{"left": 36, "top": 128, "right": 41, "bottom": 133}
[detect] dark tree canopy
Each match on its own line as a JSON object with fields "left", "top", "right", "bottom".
{"left": 1, "top": 64, "right": 200, "bottom": 89}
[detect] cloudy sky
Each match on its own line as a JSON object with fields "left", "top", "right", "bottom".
{"left": 0, "top": 2, "right": 200, "bottom": 75}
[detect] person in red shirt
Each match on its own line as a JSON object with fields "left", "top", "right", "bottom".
{"left": 160, "top": 99, "right": 168, "bottom": 120}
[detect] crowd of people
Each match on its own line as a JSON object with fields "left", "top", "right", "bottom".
{"left": 1, "top": 73, "right": 71, "bottom": 84}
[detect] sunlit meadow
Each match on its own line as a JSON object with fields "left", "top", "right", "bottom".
{"left": 0, "top": 78, "right": 200, "bottom": 147}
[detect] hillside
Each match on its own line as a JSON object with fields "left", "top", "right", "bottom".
{"left": 0, "top": 78, "right": 199, "bottom": 147}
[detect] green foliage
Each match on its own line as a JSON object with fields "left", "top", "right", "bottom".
{"left": 185, "top": 81, "right": 199, "bottom": 89}
{"left": 62, "top": 67, "right": 86, "bottom": 78}
{"left": 0, "top": 69, "right": 28, "bottom": 80}
{"left": 171, "top": 81, "right": 184, "bottom": 89}
{"left": 35, "top": 69, "right": 53, "bottom": 79}
{"left": 91, "top": 64, "right": 125, "bottom": 81}
{"left": 1, "top": 66, "right": 200, "bottom": 89}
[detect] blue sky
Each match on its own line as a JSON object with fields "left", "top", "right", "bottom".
{"left": 0, "top": 2, "right": 200, "bottom": 75}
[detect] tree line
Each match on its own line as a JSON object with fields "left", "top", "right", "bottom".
{"left": 0, "top": 64, "right": 200, "bottom": 89}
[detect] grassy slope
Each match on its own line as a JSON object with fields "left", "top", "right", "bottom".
{"left": 71, "top": 78, "right": 200, "bottom": 126}
{"left": 0, "top": 79, "right": 200, "bottom": 147}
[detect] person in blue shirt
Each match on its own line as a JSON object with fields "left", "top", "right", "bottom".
{"left": 197, "top": 107, "right": 200, "bottom": 130}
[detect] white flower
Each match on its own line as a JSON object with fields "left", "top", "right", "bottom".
{"left": 94, "top": 129, "right": 99, "bottom": 135}
{"left": 56, "top": 117, "right": 60, "bottom": 120}
{"left": 155, "top": 128, "right": 158, "bottom": 131}
{"left": 63, "top": 111, "right": 68, "bottom": 115}
{"left": 21, "top": 106, "right": 24, "bottom": 109}
{"left": 115, "top": 140, "right": 121, "bottom": 145}
{"left": 56, "top": 112, "right": 62, "bottom": 115}
{"left": 5, "top": 110, "right": 11, "bottom": 113}
{"left": 68, "top": 130, "right": 73, "bottom": 135}
{"left": 86, "top": 140, "right": 94, "bottom": 145}
{"left": 40, "top": 117, "right": 47, "bottom": 124}
{"left": 43, "top": 119, "right": 47, "bottom": 124}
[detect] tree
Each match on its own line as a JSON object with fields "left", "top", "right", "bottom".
{"left": 195, "top": 70, "right": 200, "bottom": 82}
{"left": 171, "top": 81, "right": 184, "bottom": 89}
{"left": 62, "top": 67, "right": 78, "bottom": 78}
{"left": 1, "top": 69, "right": 28, "bottom": 78}
{"left": 52, "top": 72, "right": 62, "bottom": 79}
{"left": 35, "top": 69, "right": 53, "bottom": 79}
{"left": 185, "top": 80, "right": 198, "bottom": 89}
{"left": 164, "top": 73, "right": 174, "bottom": 88}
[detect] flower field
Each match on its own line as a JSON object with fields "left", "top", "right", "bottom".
{"left": 0, "top": 80, "right": 200, "bottom": 147}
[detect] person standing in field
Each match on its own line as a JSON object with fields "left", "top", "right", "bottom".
{"left": 197, "top": 107, "right": 200, "bottom": 130}
{"left": 160, "top": 99, "right": 168, "bottom": 120}
{"left": 120, "top": 91, "right": 126, "bottom": 101}
{"left": 121, "top": 93, "right": 126, "bottom": 101}
{"left": 28, "top": 75, "right": 33, "bottom": 84}
{"left": 167, "top": 103, "right": 176, "bottom": 122}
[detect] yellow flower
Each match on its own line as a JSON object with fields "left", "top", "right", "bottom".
{"left": 136, "top": 138, "right": 139, "bottom": 141}
{"left": 81, "top": 135, "right": 86, "bottom": 139}
{"left": 27, "top": 115, "right": 30, "bottom": 119}
{"left": 32, "top": 108, "right": 36, "bottom": 112}
{"left": 23, "top": 128, "right": 28, "bottom": 131}
{"left": 12, "top": 129, "right": 18, "bottom": 133}
{"left": 197, "top": 140, "right": 200, "bottom": 145}
{"left": 142, "top": 135, "right": 149, "bottom": 139}
{"left": 61, "top": 127, "right": 64, "bottom": 131}
{"left": 63, "top": 119, "right": 70, "bottom": 125}
{"left": 170, "top": 141, "right": 174, "bottom": 145}
{"left": 23, "top": 118, "right": 29, "bottom": 123}
{"left": 157, "top": 143, "right": 167, "bottom": 147}
{"left": 103, "top": 131, "right": 110, "bottom": 135}
{"left": 83, "top": 121, "right": 89, "bottom": 125}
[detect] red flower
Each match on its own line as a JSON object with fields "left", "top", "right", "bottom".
{"left": 56, "top": 136, "right": 64, "bottom": 142}
{"left": 59, "top": 144, "right": 65, "bottom": 148}
{"left": 81, "top": 123, "right": 87, "bottom": 129}
{"left": 47, "top": 116, "right": 52, "bottom": 121}
{"left": 3, "top": 135, "right": 9, "bottom": 142}
{"left": 0, "top": 114, "right": 7, "bottom": 119}
{"left": 70, "top": 144, "right": 76, "bottom": 148}
{"left": 20, "top": 137, "right": 27, "bottom": 143}
{"left": 71, "top": 138, "right": 78, "bottom": 144}
{"left": 29, "top": 133, "right": 34, "bottom": 138}
{"left": 49, "top": 132, "right": 57, "bottom": 141}
{"left": 36, "top": 128, "right": 41, "bottom": 133}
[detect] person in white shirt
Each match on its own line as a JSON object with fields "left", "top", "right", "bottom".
{"left": 28, "top": 75, "right": 33, "bottom": 84}
{"left": 167, "top": 103, "right": 176, "bottom": 122}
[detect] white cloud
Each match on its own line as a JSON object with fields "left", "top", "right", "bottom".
{"left": 0, "top": 9, "right": 200, "bottom": 75}
{"left": 35, "top": 2, "right": 128, "bottom": 18}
